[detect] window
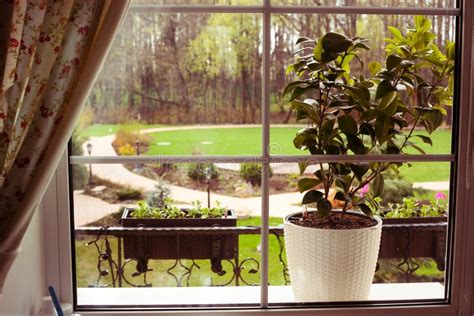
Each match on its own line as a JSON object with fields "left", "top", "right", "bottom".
{"left": 61, "top": 0, "right": 474, "bottom": 314}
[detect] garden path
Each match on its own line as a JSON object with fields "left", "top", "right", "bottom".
{"left": 77, "top": 133, "right": 301, "bottom": 224}
{"left": 74, "top": 126, "right": 449, "bottom": 225}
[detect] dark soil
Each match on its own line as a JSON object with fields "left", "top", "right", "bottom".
{"left": 290, "top": 211, "right": 378, "bottom": 230}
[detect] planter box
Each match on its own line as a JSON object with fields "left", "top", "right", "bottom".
{"left": 380, "top": 216, "right": 447, "bottom": 270}
{"left": 121, "top": 208, "right": 238, "bottom": 261}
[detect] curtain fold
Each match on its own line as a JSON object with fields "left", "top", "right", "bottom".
{"left": 0, "top": 0, "right": 130, "bottom": 292}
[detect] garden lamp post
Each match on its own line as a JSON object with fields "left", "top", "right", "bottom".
{"left": 205, "top": 166, "right": 211, "bottom": 208}
{"left": 86, "top": 143, "right": 93, "bottom": 185}
{"left": 133, "top": 139, "right": 142, "bottom": 173}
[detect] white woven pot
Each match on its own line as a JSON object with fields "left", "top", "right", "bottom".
{"left": 284, "top": 211, "right": 382, "bottom": 302}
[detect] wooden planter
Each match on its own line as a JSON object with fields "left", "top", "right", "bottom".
{"left": 380, "top": 216, "right": 448, "bottom": 270}
{"left": 121, "top": 208, "right": 238, "bottom": 263}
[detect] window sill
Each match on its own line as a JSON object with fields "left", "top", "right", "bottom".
{"left": 77, "top": 282, "right": 444, "bottom": 307}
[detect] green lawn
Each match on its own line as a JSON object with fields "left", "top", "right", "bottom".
{"left": 77, "top": 123, "right": 167, "bottom": 138}
{"left": 147, "top": 127, "right": 452, "bottom": 182}
{"left": 75, "top": 217, "right": 286, "bottom": 288}
{"left": 77, "top": 124, "right": 452, "bottom": 182}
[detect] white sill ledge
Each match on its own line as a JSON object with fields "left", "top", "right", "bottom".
{"left": 77, "top": 283, "right": 444, "bottom": 306}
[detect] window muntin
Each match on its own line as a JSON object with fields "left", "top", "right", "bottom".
{"left": 69, "top": 0, "right": 461, "bottom": 310}
{"left": 271, "top": 0, "right": 457, "bottom": 8}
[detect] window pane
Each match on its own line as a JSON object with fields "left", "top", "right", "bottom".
{"left": 271, "top": 0, "right": 457, "bottom": 8}
{"left": 133, "top": 0, "right": 261, "bottom": 5}
{"left": 72, "top": 162, "right": 263, "bottom": 307}
{"left": 270, "top": 14, "right": 455, "bottom": 155}
{"left": 75, "top": 12, "right": 262, "bottom": 156}
{"left": 268, "top": 162, "right": 451, "bottom": 304}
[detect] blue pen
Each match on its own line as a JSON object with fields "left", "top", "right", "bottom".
{"left": 47, "top": 285, "right": 64, "bottom": 316}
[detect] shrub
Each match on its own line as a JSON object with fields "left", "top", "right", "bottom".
{"left": 71, "top": 130, "right": 88, "bottom": 189}
{"left": 187, "top": 163, "right": 219, "bottom": 182}
{"left": 152, "top": 163, "right": 175, "bottom": 175}
{"left": 118, "top": 144, "right": 135, "bottom": 156}
{"left": 116, "top": 186, "right": 143, "bottom": 201}
{"left": 147, "top": 179, "right": 172, "bottom": 208}
{"left": 239, "top": 163, "right": 273, "bottom": 186}
{"left": 72, "top": 165, "right": 88, "bottom": 190}
{"left": 114, "top": 125, "right": 152, "bottom": 154}
{"left": 379, "top": 178, "right": 414, "bottom": 205}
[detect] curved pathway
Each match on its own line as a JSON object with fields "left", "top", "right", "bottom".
{"left": 74, "top": 125, "right": 449, "bottom": 225}
{"left": 78, "top": 128, "right": 302, "bottom": 222}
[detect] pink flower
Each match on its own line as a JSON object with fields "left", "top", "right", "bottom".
{"left": 435, "top": 191, "right": 447, "bottom": 200}
{"left": 360, "top": 184, "right": 369, "bottom": 197}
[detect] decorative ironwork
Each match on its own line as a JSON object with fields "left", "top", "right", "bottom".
{"left": 273, "top": 233, "right": 290, "bottom": 286}
{"left": 212, "top": 258, "right": 260, "bottom": 286}
{"left": 166, "top": 259, "right": 201, "bottom": 287}
{"left": 77, "top": 221, "right": 447, "bottom": 288}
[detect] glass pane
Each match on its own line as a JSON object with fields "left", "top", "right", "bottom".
{"left": 271, "top": 0, "right": 457, "bottom": 8}
{"left": 72, "top": 162, "right": 263, "bottom": 307}
{"left": 75, "top": 12, "right": 262, "bottom": 156}
{"left": 268, "top": 162, "right": 451, "bottom": 304}
{"left": 270, "top": 14, "right": 455, "bottom": 155}
{"left": 133, "top": 0, "right": 261, "bottom": 5}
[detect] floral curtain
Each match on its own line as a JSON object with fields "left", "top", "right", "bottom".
{"left": 0, "top": 0, "right": 129, "bottom": 292}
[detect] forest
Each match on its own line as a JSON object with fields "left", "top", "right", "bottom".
{"left": 83, "top": 0, "right": 456, "bottom": 126}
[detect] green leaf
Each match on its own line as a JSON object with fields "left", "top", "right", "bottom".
{"left": 350, "top": 163, "right": 370, "bottom": 180}
{"left": 387, "top": 144, "right": 400, "bottom": 154}
{"left": 386, "top": 54, "right": 403, "bottom": 71}
{"left": 353, "top": 42, "right": 370, "bottom": 50}
{"left": 446, "top": 41, "right": 455, "bottom": 61}
{"left": 338, "top": 115, "right": 358, "bottom": 135}
{"left": 387, "top": 26, "right": 403, "bottom": 40}
{"left": 302, "top": 190, "right": 324, "bottom": 205}
{"left": 358, "top": 203, "right": 373, "bottom": 217}
{"left": 294, "top": 128, "right": 318, "bottom": 147}
{"left": 421, "top": 110, "right": 444, "bottom": 134}
{"left": 283, "top": 80, "right": 307, "bottom": 96}
{"left": 298, "top": 162, "right": 308, "bottom": 175}
{"left": 381, "top": 97, "right": 399, "bottom": 117}
{"left": 296, "top": 37, "right": 314, "bottom": 45}
{"left": 371, "top": 173, "right": 384, "bottom": 197}
{"left": 347, "top": 134, "right": 367, "bottom": 154}
{"left": 321, "top": 32, "right": 353, "bottom": 53}
{"left": 375, "top": 116, "right": 393, "bottom": 144}
{"left": 408, "top": 142, "right": 427, "bottom": 154}
{"left": 317, "top": 198, "right": 332, "bottom": 216}
{"left": 413, "top": 134, "right": 433, "bottom": 146}
{"left": 321, "top": 119, "right": 336, "bottom": 136}
{"left": 368, "top": 61, "right": 382, "bottom": 77}
{"left": 298, "top": 178, "right": 322, "bottom": 193}
{"left": 376, "top": 80, "right": 397, "bottom": 99}
{"left": 378, "top": 91, "right": 397, "bottom": 111}
{"left": 321, "top": 51, "right": 340, "bottom": 63}
{"left": 290, "top": 86, "right": 315, "bottom": 101}
{"left": 334, "top": 191, "right": 348, "bottom": 201}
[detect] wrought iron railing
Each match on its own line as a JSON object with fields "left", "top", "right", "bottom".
{"left": 75, "top": 221, "right": 447, "bottom": 288}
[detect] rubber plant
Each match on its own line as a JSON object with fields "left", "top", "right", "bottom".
{"left": 284, "top": 16, "right": 455, "bottom": 222}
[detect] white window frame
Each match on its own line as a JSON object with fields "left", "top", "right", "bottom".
{"left": 43, "top": 0, "right": 474, "bottom": 314}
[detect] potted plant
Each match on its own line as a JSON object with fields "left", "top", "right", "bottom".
{"left": 283, "top": 16, "right": 454, "bottom": 302}
{"left": 121, "top": 199, "right": 237, "bottom": 273}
